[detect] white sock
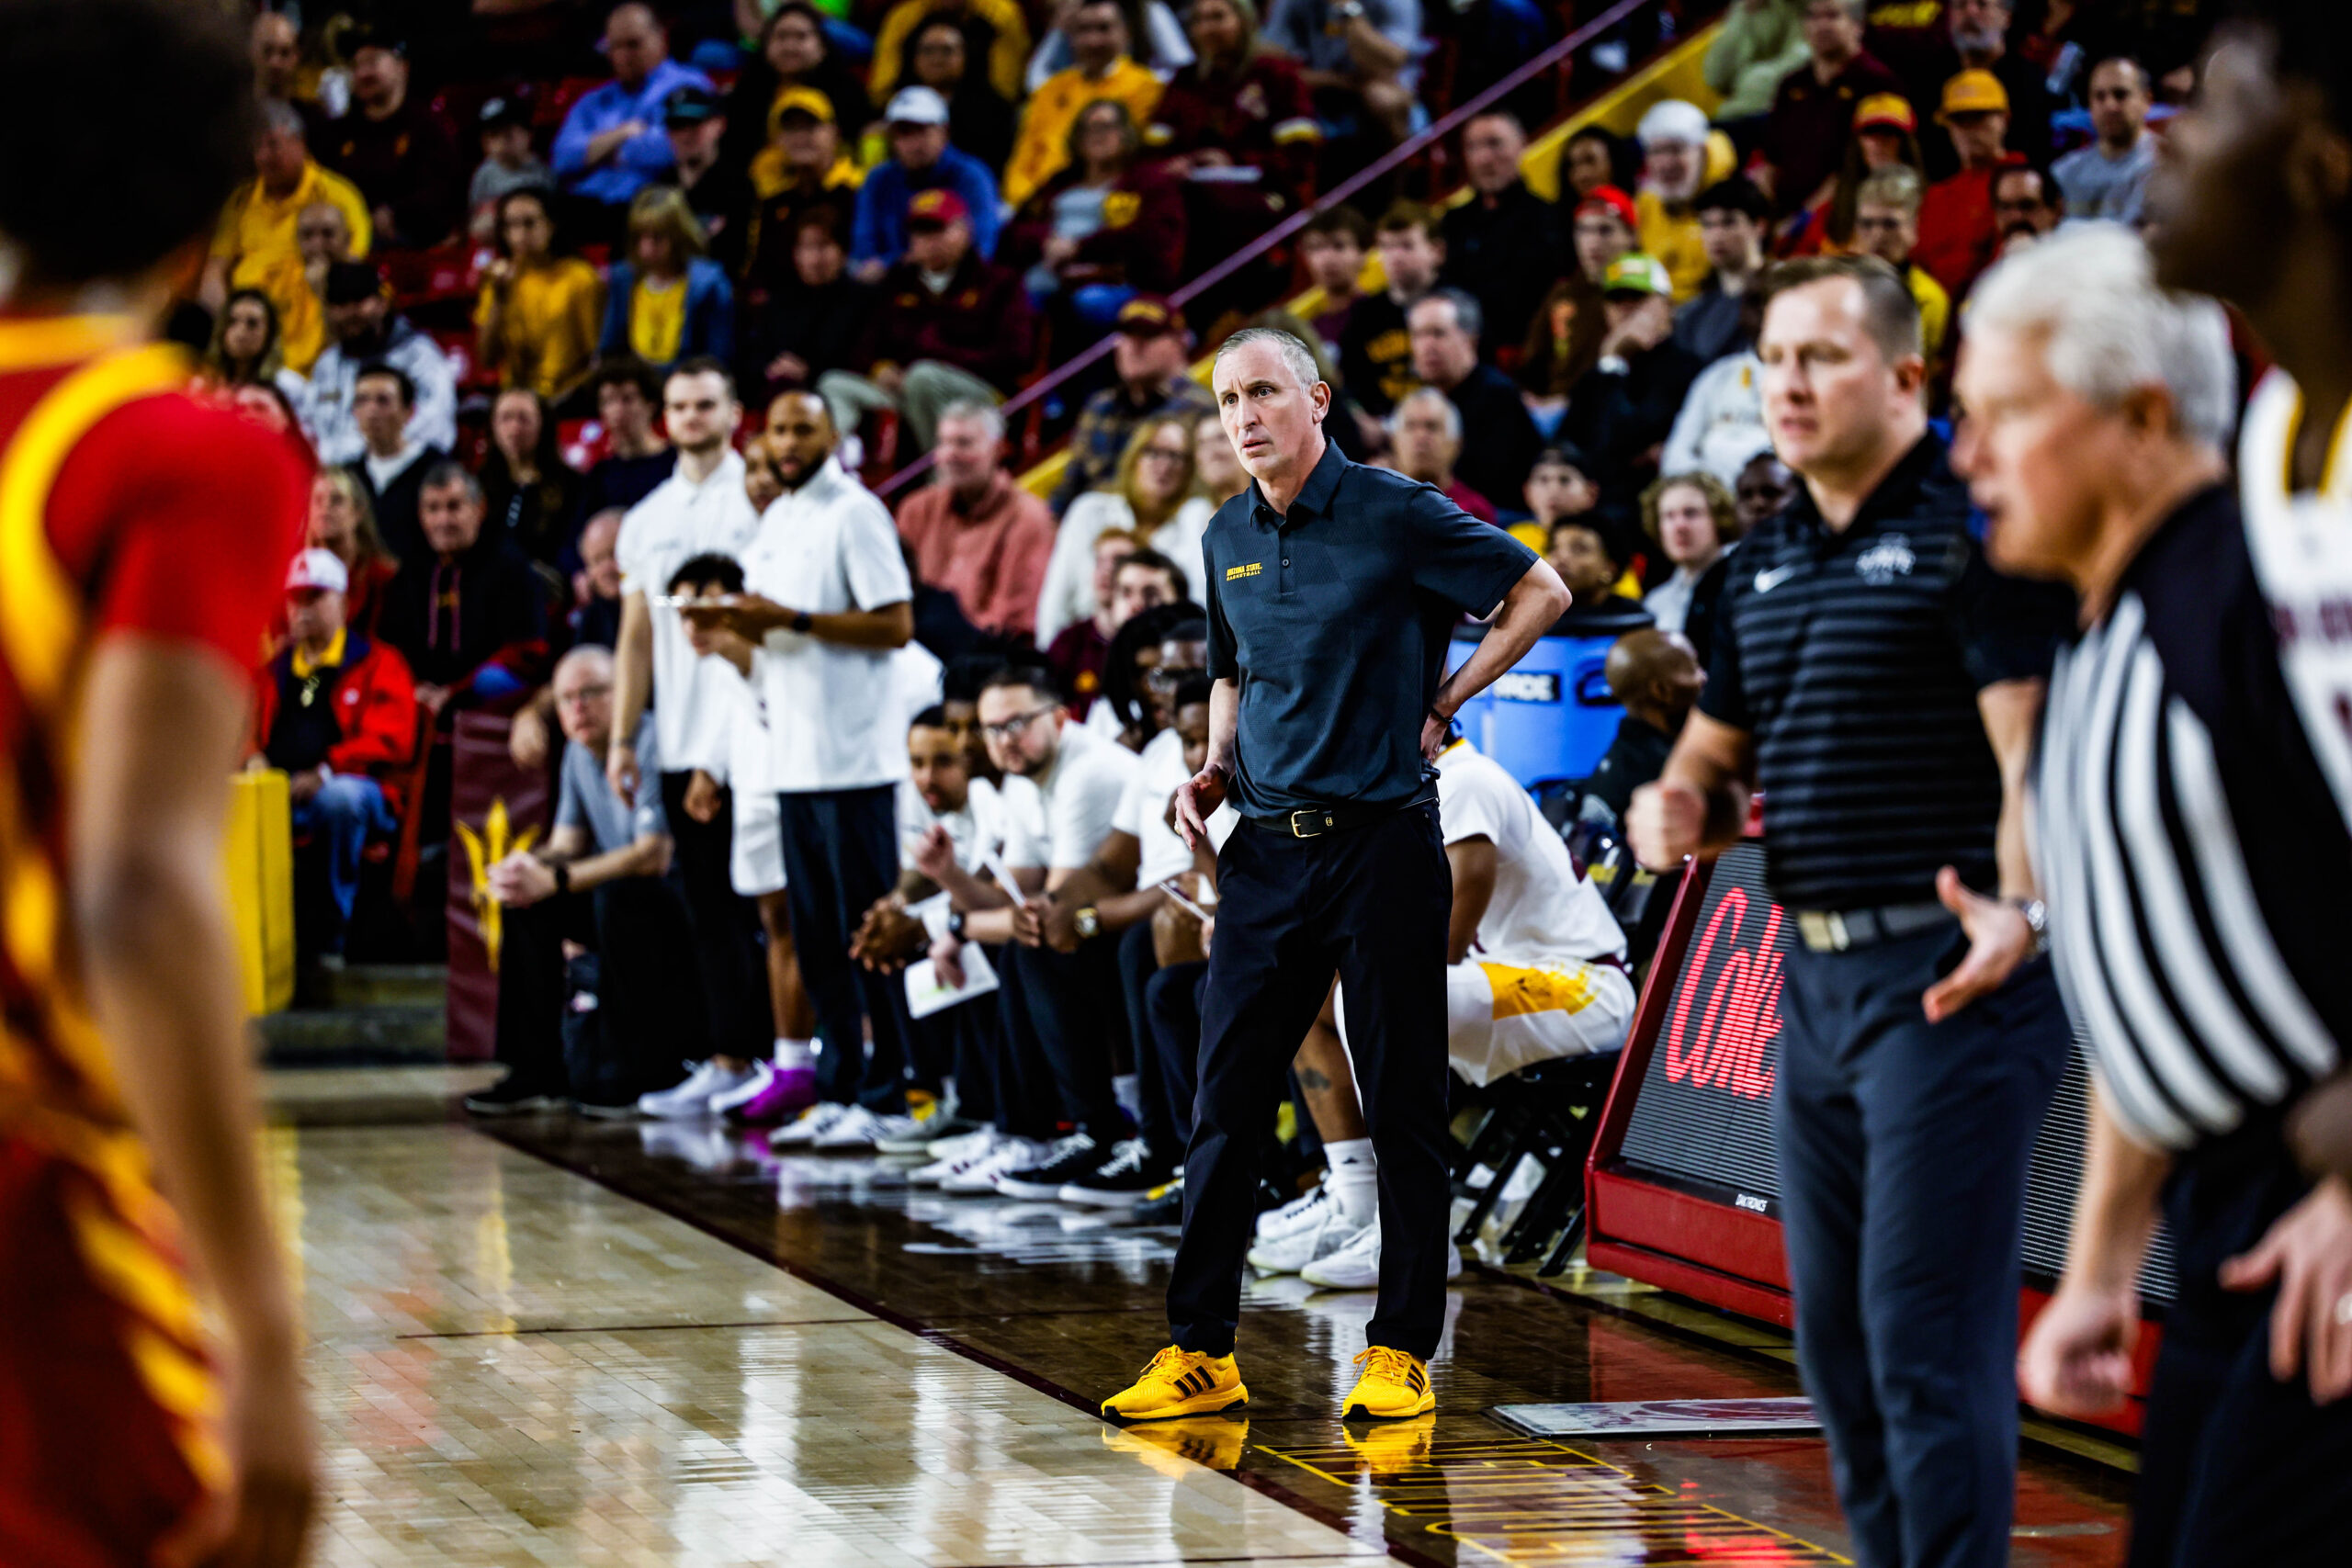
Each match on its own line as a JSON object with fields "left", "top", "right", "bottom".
{"left": 1324, "top": 1138, "right": 1378, "bottom": 1224}
{"left": 1112, "top": 1072, "right": 1141, "bottom": 1122}
{"left": 775, "top": 1038, "right": 814, "bottom": 1071}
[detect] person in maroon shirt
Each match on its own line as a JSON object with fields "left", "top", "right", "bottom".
{"left": 1003, "top": 99, "right": 1187, "bottom": 312}
{"left": 1761, "top": 0, "right": 1905, "bottom": 220}
{"left": 1146, "top": 0, "right": 1320, "bottom": 209}
{"left": 322, "top": 28, "right": 465, "bottom": 247}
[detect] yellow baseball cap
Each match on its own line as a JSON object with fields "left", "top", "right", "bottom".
{"left": 770, "top": 85, "right": 835, "bottom": 129}
{"left": 1937, "top": 70, "right": 2009, "bottom": 122}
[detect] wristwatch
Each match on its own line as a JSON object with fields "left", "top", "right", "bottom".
{"left": 789, "top": 609, "right": 814, "bottom": 634}
{"left": 1073, "top": 906, "right": 1102, "bottom": 941}
{"left": 2012, "top": 897, "right": 2049, "bottom": 958}
{"left": 947, "top": 908, "right": 967, "bottom": 940}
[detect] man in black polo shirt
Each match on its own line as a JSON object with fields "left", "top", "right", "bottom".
{"left": 1100, "top": 327, "right": 1568, "bottom": 1427}
{"left": 1629, "top": 255, "right": 2074, "bottom": 1568}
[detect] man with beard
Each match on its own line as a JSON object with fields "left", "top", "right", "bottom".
{"left": 1633, "top": 99, "right": 1713, "bottom": 303}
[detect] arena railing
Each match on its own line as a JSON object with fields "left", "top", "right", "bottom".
{"left": 871, "top": 0, "right": 1697, "bottom": 502}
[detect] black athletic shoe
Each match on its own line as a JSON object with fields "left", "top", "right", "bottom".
{"left": 992, "top": 1132, "right": 1106, "bottom": 1199}
{"left": 1057, "top": 1138, "right": 1171, "bottom": 1206}
{"left": 573, "top": 1098, "right": 639, "bottom": 1120}
{"left": 1134, "top": 1175, "right": 1185, "bottom": 1224}
{"left": 463, "top": 1077, "right": 565, "bottom": 1115}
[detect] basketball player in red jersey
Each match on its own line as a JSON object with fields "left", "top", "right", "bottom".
{"left": 0, "top": 3, "right": 316, "bottom": 1564}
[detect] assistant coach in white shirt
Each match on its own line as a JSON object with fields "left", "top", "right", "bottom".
{"left": 608, "top": 357, "right": 768, "bottom": 1068}
{"left": 689, "top": 390, "right": 922, "bottom": 1138}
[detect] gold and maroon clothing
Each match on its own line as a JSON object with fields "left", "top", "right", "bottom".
{"left": 0, "top": 315, "right": 306, "bottom": 1567}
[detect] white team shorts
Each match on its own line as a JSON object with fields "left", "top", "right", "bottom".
{"left": 729, "top": 787, "right": 786, "bottom": 897}
{"left": 1336, "top": 953, "right": 1635, "bottom": 1087}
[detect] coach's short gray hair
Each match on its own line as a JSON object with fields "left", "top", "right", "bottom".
{"left": 1967, "top": 224, "right": 2235, "bottom": 449}
{"left": 1213, "top": 326, "right": 1322, "bottom": 393}
{"left": 1392, "top": 386, "right": 1462, "bottom": 445}
{"left": 936, "top": 399, "right": 1003, "bottom": 442}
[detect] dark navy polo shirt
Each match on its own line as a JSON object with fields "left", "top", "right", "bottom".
{"left": 1700, "top": 434, "right": 2074, "bottom": 910}
{"left": 1204, "top": 439, "right": 1537, "bottom": 816}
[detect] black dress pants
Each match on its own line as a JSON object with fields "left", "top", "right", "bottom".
{"left": 659, "top": 771, "right": 767, "bottom": 1061}
{"left": 1166, "top": 804, "right": 1453, "bottom": 1359}
{"left": 997, "top": 937, "right": 1128, "bottom": 1141}
{"left": 776, "top": 785, "right": 910, "bottom": 1112}
{"left": 493, "top": 876, "right": 709, "bottom": 1104}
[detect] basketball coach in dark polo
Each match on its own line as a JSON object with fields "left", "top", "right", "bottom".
{"left": 1099, "top": 324, "right": 1569, "bottom": 1427}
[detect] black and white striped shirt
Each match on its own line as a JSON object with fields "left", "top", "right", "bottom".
{"left": 2034, "top": 484, "right": 2349, "bottom": 1152}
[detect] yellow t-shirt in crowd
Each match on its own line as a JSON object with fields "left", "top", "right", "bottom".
{"left": 870, "top": 0, "right": 1032, "bottom": 101}
{"left": 1002, "top": 58, "right": 1163, "bottom": 208}
{"left": 209, "top": 160, "right": 373, "bottom": 373}
{"left": 474, "top": 257, "right": 604, "bottom": 400}
{"left": 1635, "top": 190, "right": 1710, "bottom": 305}
{"left": 629, "top": 275, "right": 687, "bottom": 367}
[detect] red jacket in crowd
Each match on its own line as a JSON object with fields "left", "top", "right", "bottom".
{"left": 251, "top": 633, "right": 423, "bottom": 814}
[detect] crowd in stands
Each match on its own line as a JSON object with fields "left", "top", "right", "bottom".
{"left": 216, "top": 0, "right": 2213, "bottom": 1236}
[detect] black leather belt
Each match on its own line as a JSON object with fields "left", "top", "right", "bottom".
{"left": 1792, "top": 901, "right": 1955, "bottom": 953}
{"left": 1241, "top": 795, "right": 1429, "bottom": 840}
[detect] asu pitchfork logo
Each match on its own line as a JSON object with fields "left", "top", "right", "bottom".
{"left": 456, "top": 796, "right": 538, "bottom": 971}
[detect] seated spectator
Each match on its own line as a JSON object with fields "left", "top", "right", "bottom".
{"left": 1519, "top": 186, "right": 1636, "bottom": 412}
{"left": 250, "top": 10, "right": 324, "bottom": 141}
{"left": 481, "top": 389, "right": 584, "bottom": 566}
{"left": 571, "top": 509, "right": 628, "bottom": 651}
{"left": 1580, "top": 626, "right": 1702, "bottom": 828}
{"left": 303, "top": 468, "right": 400, "bottom": 642}
{"left": 2053, "top": 57, "right": 2155, "bottom": 225}
{"left": 656, "top": 85, "right": 754, "bottom": 272}
{"left": 1557, "top": 254, "right": 1704, "bottom": 503}
{"left": 469, "top": 644, "right": 706, "bottom": 1115}
{"left": 1297, "top": 205, "right": 1371, "bottom": 366}
{"left": 897, "top": 400, "right": 1058, "bottom": 642}
{"left": 1674, "top": 178, "right": 1769, "bottom": 366}
{"left": 743, "top": 210, "right": 879, "bottom": 407}
{"left": 381, "top": 463, "right": 553, "bottom": 721}
{"left": 1871, "top": 0, "right": 2053, "bottom": 171}
{"left": 1850, "top": 166, "right": 1952, "bottom": 367}
{"left": 1546, "top": 515, "right": 1647, "bottom": 625}
{"left": 1760, "top": 0, "right": 1901, "bottom": 215}
{"left": 199, "top": 288, "right": 309, "bottom": 408}
{"left": 1052, "top": 297, "right": 1216, "bottom": 510}
{"left": 914, "top": 664, "right": 1141, "bottom": 1194}
{"left": 204, "top": 98, "right": 370, "bottom": 375}
{"left": 1193, "top": 409, "right": 1248, "bottom": 504}
{"left": 1804, "top": 92, "right": 1926, "bottom": 256}
{"left": 1263, "top": 0, "right": 1419, "bottom": 146}
{"left": 248, "top": 549, "right": 420, "bottom": 962}
{"left": 1703, "top": 0, "right": 1812, "bottom": 124}
{"left": 723, "top": 3, "right": 877, "bottom": 179}
{"left": 1990, "top": 159, "right": 2062, "bottom": 257}
{"left": 1557, "top": 123, "right": 1640, "bottom": 204}
{"left": 1339, "top": 201, "right": 1444, "bottom": 418}
{"left": 1521, "top": 445, "right": 1601, "bottom": 547}
{"left": 574, "top": 356, "right": 678, "bottom": 532}
{"left": 854, "top": 86, "right": 1003, "bottom": 280}
{"left": 601, "top": 186, "right": 736, "bottom": 374}
{"left": 1041, "top": 417, "right": 1212, "bottom": 645}
{"left": 1046, "top": 530, "right": 1142, "bottom": 716}
{"left": 343, "top": 365, "right": 446, "bottom": 565}
{"left": 1090, "top": 602, "right": 1207, "bottom": 748}
{"left": 1638, "top": 471, "right": 1741, "bottom": 642}
{"left": 1660, "top": 319, "right": 1770, "bottom": 492}
{"left": 301, "top": 262, "right": 458, "bottom": 467}
{"left": 1406, "top": 288, "right": 1544, "bottom": 512}
{"left": 1148, "top": 0, "right": 1321, "bottom": 215}
{"left": 818, "top": 190, "right": 1036, "bottom": 453}
{"left": 552, "top": 2, "right": 713, "bottom": 231}
{"left": 1388, "top": 388, "right": 1497, "bottom": 523}
{"left": 1006, "top": 100, "right": 1185, "bottom": 326}
{"left": 1734, "top": 447, "right": 1796, "bottom": 533}
{"left": 1439, "top": 112, "right": 1563, "bottom": 359}
{"left": 1029, "top": 0, "right": 1196, "bottom": 86}
{"left": 288, "top": 198, "right": 356, "bottom": 375}
{"left": 1634, "top": 100, "right": 1713, "bottom": 303}
{"left": 1004, "top": 0, "right": 1164, "bottom": 208}
{"left": 474, "top": 187, "right": 605, "bottom": 405}
{"left": 322, "top": 28, "right": 463, "bottom": 249}
{"left": 899, "top": 16, "right": 1020, "bottom": 175}
{"left": 468, "top": 97, "right": 552, "bottom": 243}
{"left": 1915, "top": 70, "right": 2014, "bottom": 296}
{"left": 745, "top": 90, "right": 865, "bottom": 268}
{"left": 872, "top": 0, "right": 1034, "bottom": 105}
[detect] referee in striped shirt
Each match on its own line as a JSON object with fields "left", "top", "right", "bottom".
{"left": 1962, "top": 227, "right": 2352, "bottom": 1566}
{"left": 1629, "top": 254, "right": 2077, "bottom": 1568}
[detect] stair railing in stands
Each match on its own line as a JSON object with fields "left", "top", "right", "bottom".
{"left": 872, "top": 0, "right": 1665, "bottom": 501}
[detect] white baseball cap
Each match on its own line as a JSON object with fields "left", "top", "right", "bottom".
{"left": 1636, "top": 99, "right": 1710, "bottom": 149}
{"left": 885, "top": 85, "right": 951, "bottom": 128}
{"left": 285, "top": 547, "right": 350, "bottom": 595}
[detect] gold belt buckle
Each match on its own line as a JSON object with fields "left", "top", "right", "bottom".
{"left": 1797, "top": 910, "right": 1850, "bottom": 952}
{"left": 1289, "top": 809, "right": 1331, "bottom": 839}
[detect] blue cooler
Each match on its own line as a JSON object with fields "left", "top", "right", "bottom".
{"left": 1446, "top": 605, "right": 1648, "bottom": 787}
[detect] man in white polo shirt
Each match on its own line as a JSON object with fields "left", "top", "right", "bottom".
{"left": 608, "top": 356, "right": 768, "bottom": 1118}
{"left": 689, "top": 390, "right": 922, "bottom": 1150}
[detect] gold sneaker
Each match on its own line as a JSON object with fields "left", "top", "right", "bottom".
{"left": 1341, "top": 1411, "right": 1436, "bottom": 1477}
{"left": 1102, "top": 1415, "right": 1250, "bottom": 1473}
{"left": 1341, "top": 1345, "right": 1434, "bottom": 1420}
{"left": 1101, "top": 1346, "right": 1249, "bottom": 1424}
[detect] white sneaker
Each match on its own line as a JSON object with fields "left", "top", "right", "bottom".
{"left": 911, "top": 1128, "right": 1002, "bottom": 1185}
{"left": 768, "top": 1100, "right": 854, "bottom": 1147}
{"left": 815, "top": 1106, "right": 922, "bottom": 1149}
{"left": 637, "top": 1059, "right": 761, "bottom": 1120}
{"left": 707, "top": 1060, "right": 775, "bottom": 1117}
{"left": 1254, "top": 1183, "right": 1335, "bottom": 1242}
{"left": 1247, "top": 1200, "right": 1366, "bottom": 1273}
{"left": 1298, "top": 1218, "right": 1463, "bottom": 1291}
{"left": 926, "top": 1125, "right": 996, "bottom": 1162}
{"left": 942, "top": 1135, "right": 1051, "bottom": 1193}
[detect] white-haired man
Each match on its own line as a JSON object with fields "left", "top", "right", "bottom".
{"left": 1634, "top": 98, "right": 1712, "bottom": 302}
{"left": 1955, "top": 225, "right": 2352, "bottom": 1565}
{"left": 1101, "top": 326, "right": 1568, "bottom": 1427}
